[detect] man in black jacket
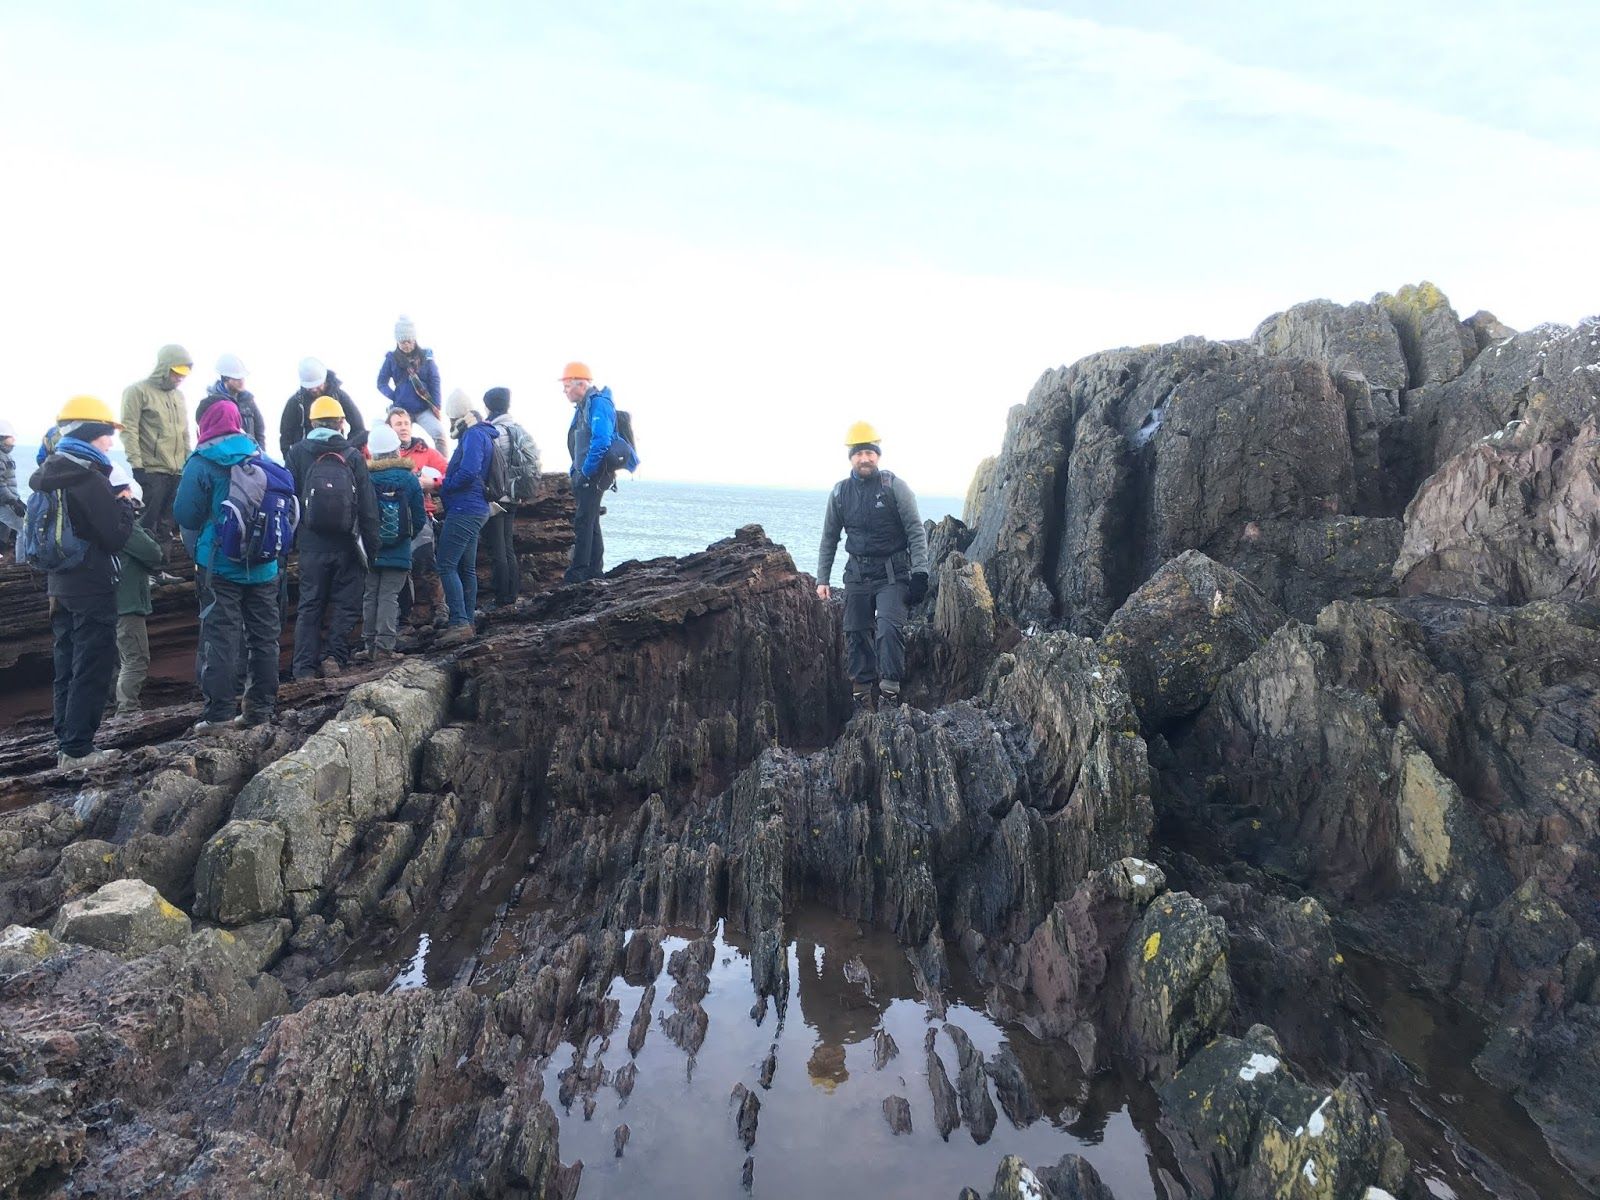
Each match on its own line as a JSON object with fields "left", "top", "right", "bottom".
{"left": 286, "top": 398, "right": 380, "bottom": 679}
{"left": 815, "top": 422, "right": 929, "bottom": 711}
{"left": 196, "top": 353, "right": 269, "bottom": 452}
{"left": 279, "top": 357, "right": 365, "bottom": 460}
{"left": 27, "top": 397, "right": 136, "bottom": 768}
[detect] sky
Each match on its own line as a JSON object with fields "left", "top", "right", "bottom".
{"left": 2, "top": 1, "right": 1597, "bottom": 493}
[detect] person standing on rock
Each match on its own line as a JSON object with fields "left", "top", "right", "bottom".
{"left": 434, "top": 389, "right": 500, "bottom": 646}
{"left": 28, "top": 396, "right": 135, "bottom": 768}
{"left": 286, "top": 397, "right": 379, "bottom": 678}
{"left": 386, "top": 406, "right": 448, "bottom": 627}
{"left": 108, "top": 467, "right": 165, "bottom": 717}
{"left": 816, "top": 422, "right": 929, "bottom": 710}
{"left": 279, "top": 358, "right": 365, "bottom": 460}
{"left": 359, "top": 423, "right": 427, "bottom": 662}
{"left": 176, "top": 398, "right": 289, "bottom": 730}
{"left": 562, "top": 361, "right": 636, "bottom": 584}
{"left": 196, "top": 354, "right": 269, "bottom": 453}
{"left": 0, "top": 417, "right": 21, "bottom": 561}
{"left": 377, "top": 315, "right": 447, "bottom": 456}
{"left": 120, "top": 344, "right": 193, "bottom": 538}
{"left": 483, "top": 385, "right": 540, "bottom": 610}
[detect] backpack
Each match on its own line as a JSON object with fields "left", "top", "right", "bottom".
{"left": 217, "top": 457, "right": 299, "bottom": 565}
{"left": 605, "top": 410, "right": 639, "bottom": 476}
{"left": 375, "top": 479, "right": 411, "bottom": 548}
{"left": 304, "top": 450, "right": 358, "bottom": 536}
{"left": 19, "top": 486, "right": 89, "bottom": 572}
{"left": 500, "top": 421, "right": 542, "bottom": 501}
{"left": 484, "top": 428, "right": 511, "bottom": 505}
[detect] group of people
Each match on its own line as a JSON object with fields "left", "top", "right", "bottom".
{"left": 8, "top": 322, "right": 645, "bottom": 769}
{"left": 7, "top": 323, "right": 925, "bottom": 769}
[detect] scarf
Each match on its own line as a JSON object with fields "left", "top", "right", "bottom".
{"left": 396, "top": 347, "right": 434, "bottom": 407}
{"left": 56, "top": 436, "right": 111, "bottom": 471}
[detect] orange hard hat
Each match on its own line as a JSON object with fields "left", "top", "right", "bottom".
{"left": 559, "top": 361, "right": 593, "bottom": 382}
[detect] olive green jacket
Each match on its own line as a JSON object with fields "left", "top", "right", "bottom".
{"left": 115, "top": 523, "right": 165, "bottom": 616}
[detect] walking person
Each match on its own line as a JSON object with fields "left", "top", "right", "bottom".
{"left": 815, "top": 422, "right": 929, "bottom": 710}
{"left": 279, "top": 357, "right": 365, "bottom": 459}
{"left": 120, "top": 344, "right": 193, "bottom": 537}
{"left": 386, "top": 406, "right": 448, "bottom": 627}
{"left": 0, "top": 418, "right": 22, "bottom": 561}
{"left": 196, "top": 354, "right": 269, "bottom": 452}
{"left": 24, "top": 397, "right": 134, "bottom": 768}
{"left": 108, "top": 468, "right": 165, "bottom": 716}
{"left": 561, "top": 361, "right": 636, "bottom": 584}
{"left": 359, "top": 424, "right": 427, "bottom": 662}
{"left": 176, "top": 398, "right": 293, "bottom": 729}
{"left": 286, "top": 397, "right": 377, "bottom": 679}
{"left": 377, "top": 315, "right": 447, "bottom": 455}
{"left": 434, "top": 389, "right": 500, "bottom": 647}
{"left": 482, "top": 386, "right": 541, "bottom": 609}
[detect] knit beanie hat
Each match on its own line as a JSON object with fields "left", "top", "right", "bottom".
{"left": 367, "top": 424, "right": 401, "bottom": 456}
{"left": 483, "top": 386, "right": 511, "bottom": 416}
{"left": 197, "top": 399, "right": 243, "bottom": 444}
{"left": 68, "top": 421, "right": 117, "bottom": 443}
{"left": 443, "top": 388, "right": 475, "bottom": 420}
{"left": 298, "top": 357, "right": 328, "bottom": 389}
{"left": 395, "top": 315, "right": 417, "bottom": 343}
{"left": 849, "top": 442, "right": 882, "bottom": 457}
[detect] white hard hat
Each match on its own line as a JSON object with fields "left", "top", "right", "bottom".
{"left": 0, "top": 417, "right": 15, "bottom": 439}
{"left": 298, "top": 357, "right": 328, "bottom": 389}
{"left": 216, "top": 353, "right": 249, "bottom": 380}
{"left": 419, "top": 466, "right": 443, "bottom": 484}
{"left": 108, "top": 463, "right": 143, "bottom": 502}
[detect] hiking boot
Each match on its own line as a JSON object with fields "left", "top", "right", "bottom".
{"left": 232, "top": 706, "right": 274, "bottom": 729}
{"left": 114, "top": 703, "right": 141, "bottom": 718}
{"left": 435, "top": 623, "right": 474, "bottom": 648}
{"left": 879, "top": 681, "right": 903, "bottom": 708}
{"left": 57, "top": 748, "right": 119, "bottom": 771}
{"left": 852, "top": 686, "right": 876, "bottom": 714}
{"left": 191, "top": 719, "right": 233, "bottom": 738}
{"left": 318, "top": 657, "right": 342, "bottom": 679}
{"left": 374, "top": 647, "right": 404, "bottom": 663}
{"left": 352, "top": 646, "right": 373, "bottom": 664}
{"left": 153, "top": 571, "right": 184, "bottom": 587}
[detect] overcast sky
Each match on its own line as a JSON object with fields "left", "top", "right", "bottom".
{"left": 3, "top": 1, "right": 1596, "bottom": 492}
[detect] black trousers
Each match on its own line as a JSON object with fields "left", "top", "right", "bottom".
{"left": 134, "top": 470, "right": 180, "bottom": 537}
{"left": 51, "top": 591, "right": 118, "bottom": 756}
{"left": 482, "top": 510, "right": 519, "bottom": 606}
{"left": 292, "top": 548, "right": 364, "bottom": 674}
{"left": 565, "top": 478, "right": 605, "bottom": 583}
{"left": 842, "top": 558, "right": 909, "bottom": 686}
{"left": 199, "top": 575, "right": 280, "bottom": 721}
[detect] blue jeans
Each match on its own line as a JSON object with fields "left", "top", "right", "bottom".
{"left": 437, "top": 511, "right": 487, "bottom": 626}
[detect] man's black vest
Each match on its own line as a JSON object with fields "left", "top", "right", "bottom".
{"left": 837, "top": 469, "right": 905, "bottom": 560}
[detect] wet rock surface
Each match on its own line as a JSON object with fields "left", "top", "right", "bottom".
{"left": 2, "top": 288, "right": 1597, "bottom": 1199}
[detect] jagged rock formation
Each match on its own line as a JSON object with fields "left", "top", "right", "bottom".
{"left": 3, "top": 284, "right": 1596, "bottom": 1200}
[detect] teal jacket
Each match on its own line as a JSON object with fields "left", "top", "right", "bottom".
{"left": 173, "top": 434, "right": 281, "bottom": 585}
{"left": 115, "top": 523, "right": 166, "bottom": 616}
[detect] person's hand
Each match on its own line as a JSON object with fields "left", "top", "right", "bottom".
{"left": 816, "top": 584, "right": 830, "bottom": 600}
{"left": 907, "top": 572, "right": 929, "bottom": 605}
{"left": 7, "top": 498, "right": 23, "bottom": 516}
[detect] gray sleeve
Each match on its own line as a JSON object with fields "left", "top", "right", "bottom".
{"left": 816, "top": 486, "right": 844, "bottom": 584}
{"left": 894, "top": 476, "right": 929, "bottom": 575}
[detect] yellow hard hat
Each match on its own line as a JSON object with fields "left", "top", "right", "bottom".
{"left": 308, "top": 396, "right": 345, "bottom": 421}
{"left": 844, "top": 420, "right": 881, "bottom": 448}
{"left": 57, "top": 395, "right": 123, "bottom": 429}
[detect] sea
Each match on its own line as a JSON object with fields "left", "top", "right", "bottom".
{"left": 5, "top": 441, "right": 964, "bottom": 581}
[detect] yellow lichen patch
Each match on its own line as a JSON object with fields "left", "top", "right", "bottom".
{"left": 157, "top": 898, "right": 187, "bottom": 921}
{"left": 1143, "top": 932, "right": 1162, "bottom": 962}
{"left": 1398, "top": 749, "right": 1455, "bottom": 885}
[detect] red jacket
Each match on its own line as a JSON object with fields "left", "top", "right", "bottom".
{"left": 397, "top": 437, "right": 449, "bottom": 515}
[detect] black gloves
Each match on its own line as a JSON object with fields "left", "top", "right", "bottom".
{"left": 7, "top": 498, "right": 23, "bottom": 516}
{"left": 907, "top": 571, "right": 929, "bottom": 605}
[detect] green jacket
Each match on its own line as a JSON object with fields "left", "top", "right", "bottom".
{"left": 121, "top": 347, "right": 193, "bottom": 474}
{"left": 116, "top": 523, "right": 165, "bottom": 616}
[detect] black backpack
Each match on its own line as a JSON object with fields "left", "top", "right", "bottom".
{"left": 304, "top": 450, "right": 358, "bottom": 536}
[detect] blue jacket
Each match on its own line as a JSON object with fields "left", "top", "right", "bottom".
{"left": 568, "top": 386, "right": 616, "bottom": 480}
{"left": 173, "top": 433, "right": 280, "bottom": 584}
{"left": 377, "top": 349, "right": 442, "bottom": 417}
{"left": 440, "top": 420, "right": 499, "bottom": 518}
{"left": 368, "top": 458, "right": 428, "bottom": 570}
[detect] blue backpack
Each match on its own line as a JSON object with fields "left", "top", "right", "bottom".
{"left": 19, "top": 486, "right": 90, "bottom": 572}
{"left": 217, "top": 457, "right": 300, "bottom": 565}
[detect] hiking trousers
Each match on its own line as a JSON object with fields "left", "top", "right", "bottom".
{"left": 362, "top": 568, "right": 408, "bottom": 651}
{"left": 293, "top": 548, "right": 364, "bottom": 674}
{"left": 51, "top": 592, "right": 118, "bottom": 757}
{"left": 437, "top": 511, "right": 487, "bottom": 627}
{"left": 135, "top": 470, "right": 180, "bottom": 538}
{"left": 565, "top": 476, "right": 605, "bottom": 583}
{"left": 482, "top": 510, "right": 519, "bottom": 606}
{"left": 842, "top": 556, "right": 909, "bottom": 687}
{"left": 200, "top": 576, "right": 280, "bottom": 721}
{"left": 115, "top": 614, "right": 150, "bottom": 713}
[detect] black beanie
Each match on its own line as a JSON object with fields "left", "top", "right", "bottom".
{"left": 848, "top": 442, "right": 881, "bottom": 458}
{"left": 72, "top": 421, "right": 117, "bottom": 443}
{"left": 483, "top": 387, "right": 511, "bottom": 416}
